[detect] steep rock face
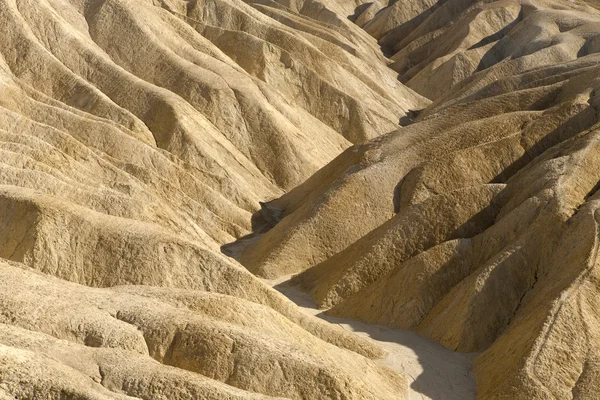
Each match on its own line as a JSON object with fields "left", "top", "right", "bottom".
{"left": 236, "top": 0, "right": 600, "bottom": 397}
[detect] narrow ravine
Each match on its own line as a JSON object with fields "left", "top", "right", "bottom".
{"left": 264, "top": 276, "right": 477, "bottom": 400}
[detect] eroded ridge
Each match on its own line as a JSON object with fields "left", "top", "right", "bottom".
{"left": 0, "top": 0, "right": 430, "bottom": 398}
{"left": 236, "top": 0, "right": 600, "bottom": 398}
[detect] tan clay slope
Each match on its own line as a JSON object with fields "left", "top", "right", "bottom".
{"left": 356, "top": 0, "right": 600, "bottom": 102}
{"left": 236, "top": 0, "right": 600, "bottom": 398}
{"left": 0, "top": 0, "right": 429, "bottom": 398}
{"left": 0, "top": 260, "right": 406, "bottom": 399}
{"left": 0, "top": 0, "right": 427, "bottom": 243}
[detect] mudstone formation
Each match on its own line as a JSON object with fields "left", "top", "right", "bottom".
{"left": 1, "top": 0, "right": 600, "bottom": 399}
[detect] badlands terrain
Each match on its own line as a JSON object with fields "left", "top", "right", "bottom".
{"left": 1, "top": 0, "right": 600, "bottom": 398}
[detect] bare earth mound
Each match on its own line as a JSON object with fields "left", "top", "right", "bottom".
{"left": 0, "top": 0, "right": 425, "bottom": 397}
{"left": 3, "top": 0, "right": 600, "bottom": 398}
{"left": 234, "top": 0, "right": 600, "bottom": 398}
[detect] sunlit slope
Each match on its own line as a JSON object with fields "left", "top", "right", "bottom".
{"left": 238, "top": 1, "right": 600, "bottom": 397}
{"left": 0, "top": 0, "right": 429, "bottom": 398}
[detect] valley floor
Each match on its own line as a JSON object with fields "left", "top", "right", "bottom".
{"left": 264, "top": 277, "right": 477, "bottom": 400}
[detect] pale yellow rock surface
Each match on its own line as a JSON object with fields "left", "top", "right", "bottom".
{"left": 0, "top": 260, "right": 407, "bottom": 399}
{"left": 0, "top": 0, "right": 430, "bottom": 398}
{"left": 4, "top": 0, "right": 600, "bottom": 398}
{"left": 234, "top": 0, "right": 600, "bottom": 398}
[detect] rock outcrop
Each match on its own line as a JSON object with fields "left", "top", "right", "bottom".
{"left": 0, "top": 0, "right": 426, "bottom": 398}
{"left": 236, "top": 0, "right": 600, "bottom": 398}
{"left": 4, "top": 0, "right": 600, "bottom": 398}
